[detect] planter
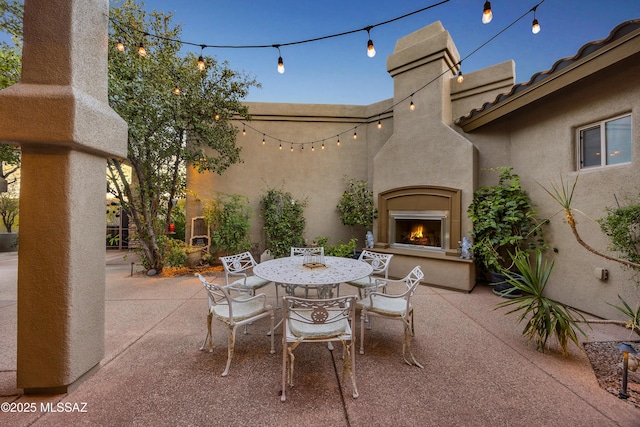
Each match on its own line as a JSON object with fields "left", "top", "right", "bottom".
{"left": 0, "top": 232, "right": 18, "bottom": 252}
{"left": 186, "top": 249, "right": 202, "bottom": 268}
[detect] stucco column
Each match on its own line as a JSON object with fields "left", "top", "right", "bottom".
{"left": 0, "top": 0, "right": 127, "bottom": 393}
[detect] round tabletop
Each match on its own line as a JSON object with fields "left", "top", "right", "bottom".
{"left": 253, "top": 256, "right": 373, "bottom": 286}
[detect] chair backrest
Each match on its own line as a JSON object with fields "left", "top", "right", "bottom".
{"left": 220, "top": 251, "right": 257, "bottom": 274}
{"left": 195, "top": 273, "right": 230, "bottom": 312}
{"left": 402, "top": 266, "right": 424, "bottom": 295}
{"left": 283, "top": 295, "right": 357, "bottom": 339}
{"left": 358, "top": 250, "right": 393, "bottom": 278}
{"left": 290, "top": 247, "right": 324, "bottom": 257}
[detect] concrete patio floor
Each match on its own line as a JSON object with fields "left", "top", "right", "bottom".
{"left": 0, "top": 250, "right": 639, "bottom": 426}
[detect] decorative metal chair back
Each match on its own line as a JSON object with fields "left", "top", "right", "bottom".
{"left": 359, "top": 250, "right": 393, "bottom": 278}
{"left": 195, "top": 273, "right": 275, "bottom": 377}
{"left": 220, "top": 251, "right": 258, "bottom": 281}
{"left": 356, "top": 265, "right": 424, "bottom": 368}
{"left": 281, "top": 295, "right": 358, "bottom": 402}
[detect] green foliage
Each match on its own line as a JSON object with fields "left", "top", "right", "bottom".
{"left": 106, "top": 1, "right": 258, "bottom": 271}
{"left": 495, "top": 250, "right": 587, "bottom": 355}
{"left": 315, "top": 236, "right": 358, "bottom": 258}
{"left": 163, "top": 237, "right": 189, "bottom": 268}
{"left": 598, "top": 200, "right": 640, "bottom": 265}
{"left": 202, "top": 193, "right": 252, "bottom": 256}
{"left": 337, "top": 177, "right": 377, "bottom": 231}
{"left": 261, "top": 189, "right": 306, "bottom": 258}
{"left": 608, "top": 295, "right": 640, "bottom": 336}
{"left": 0, "top": 1, "right": 23, "bottom": 183}
{"left": 170, "top": 200, "right": 187, "bottom": 242}
{"left": 468, "top": 167, "right": 546, "bottom": 272}
{"left": 0, "top": 194, "right": 18, "bottom": 232}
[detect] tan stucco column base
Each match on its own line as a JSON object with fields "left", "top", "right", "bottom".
{"left": 17, "top": 148, "right": 110, "bottom": 393}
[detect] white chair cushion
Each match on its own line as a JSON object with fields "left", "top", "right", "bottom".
{"left": 347, "top": 277, "right": 373, "bottom": 288}
{"left": 356, "top": 296, "right": 408, "bottom": 316}
{"left": 231, "top": 275, "right": 271, "bottom": 290}
{"left": 287, "top": 310, "right": 349, "bottom": 339}
{"left": 212, "top": 296, "right": 268, "bottom": 321}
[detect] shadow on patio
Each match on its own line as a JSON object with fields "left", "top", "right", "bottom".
{"left": 0, "top": 251, "right": 638, "bottom": 426}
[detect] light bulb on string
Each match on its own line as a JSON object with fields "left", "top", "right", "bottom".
{"left": 337, "top": 136, "right": 341, "bottom": 146}
{"left": 290, "top": 144, "right": 294, "bottom": 152}
{"left": 117, "top": 39, "right": 125, "bottom": 52}
{"left": 279, "top": 142, "right": 282, "bottom": 150}
{"left": 214, "top": 113, "right": 220, "bottom": 121}
{"left": 531, "top": 7, "right": 540, "bottom": 34}
{"left": 312, "top": 144, "right": 315, "bottom": 152}
{"left": 409, "top": 94, "right": 415, "bottom": 111}
{"left": 353, "top": 130, "right": 357, "bottom": 140}
{"left": 377, "top": 118, "right": 382, "bottom": 129}
{"left": 197, "top": 45, "right": 206, "bottom": 71}
{"left": 138, "top": 41, "right": 147, "bottom": 57}
{"left": 242, "top": 124, "right": 246, "bottom": 136}
{"left": 366, "top": 27, "right": 376, "bottom": 58}
{"left": 482, "top": 1, "right": 493, "bottom": 24}
{"left": 322, "top": 141, "right": 325, "bottom": 150}
{"left": 172, "top": 85, "right": 180, "bottom": 95}
{"left": 275, "top": 45, "right": 285, "bottom": 74}
{"left": 457, "top": 67, "right": 464, "bottom": 83}
{"left": 262, "top": 134, "right": 266, "bottom": 145}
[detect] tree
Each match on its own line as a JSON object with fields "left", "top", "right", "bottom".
{"left": 337, "top": 177, "right": 377, "bottom": 233}
{"left": 0, "top": 0, "right": 23, "bottom": 190}
{"left": 107, "top": 1, "right": 258, "bottom": 271}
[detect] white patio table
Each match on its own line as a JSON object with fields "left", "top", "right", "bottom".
{"left": 253, "top": 255, "right": 373, "bottom": 299}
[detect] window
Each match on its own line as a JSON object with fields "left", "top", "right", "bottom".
{"left": 578, "top": 114, "right": 632, "bottom": 169}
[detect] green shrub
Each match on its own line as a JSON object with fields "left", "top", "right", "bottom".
{"left": 261, "top": 189, "right": 306, "bottom": 258}
{"left": 202, "top": 193, "right": 252, "bottom": 256}
{"left": 315, "top": 236, "right": 358, "bottom": 258}
{"left": 495, "top": 250, "right": 587, "bottom": 355}
{"left": 337, "top": 177, "right": 377, "bottom": 232}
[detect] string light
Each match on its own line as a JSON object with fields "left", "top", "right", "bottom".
{"left": 137, "top": 41, "right": 147, "bottom": 57}
{"left": 262, "top": 134, "right": 266, "bottom": 145}
{"left": 197, "top": 45, "right": 206, "bottom": 71}
{"left": 531, "top": 6, "right": 541, "bottom": 34}
{"left": 312, "top": 143, "right": 315, "bottom": 152}
{"left": 172, "top": 84, "right": 180, "bottom": 95}
{"left": 142, "top": 0, "right": 546, "bottom": 151}
{"left": 366, "top": 27, "right": 376, "bottom": 58}
{"left": 279, "top": 142, "right": 282, "bottom": 150}
{"left": 242, "top": 124, "right": 246, "bottom": 135}
{"left": 482, "top": 1, "right": 493, "bottom": 24}
{"left": 275, "top": 45, "right": 285, "bottom": 74}
{"left": 214, "top": 113, "right": 220, "bottom": 121}
{"left": 117, "top": 38, "right": 125, "bottom": 52}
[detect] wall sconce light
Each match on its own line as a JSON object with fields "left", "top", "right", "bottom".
{"left": 616, "top": 342, "right": 638, "bottom": 399}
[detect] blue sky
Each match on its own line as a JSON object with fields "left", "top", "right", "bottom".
{"left": 136, "top": 0, "right": 640, "bottom": 105}
{"left": 6, "top": 1, "right": 638, "bottom": 106}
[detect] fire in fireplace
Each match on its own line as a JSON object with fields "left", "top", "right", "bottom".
{"left": 389, "top": 210, "right": 448, "bottom": 251}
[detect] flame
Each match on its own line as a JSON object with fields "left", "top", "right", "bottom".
{"left": 410, "top": 225, "right": 424, "bottom": 240}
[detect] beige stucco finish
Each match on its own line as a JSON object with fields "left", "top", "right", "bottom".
{"left": 189, "top": 20, "right": 640, "bottom": 318}
{"left": 0, "top": 0, "right": 127, "bottom": 393}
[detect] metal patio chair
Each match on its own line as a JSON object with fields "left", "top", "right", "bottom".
{"left": 356, "top": 265, "right": 424, "bottom": 368}
{"left": 346, "top": 250, "right": 394, "bottom": 297}
{"left": 280, "top": 295, "right": 359, "bottom": 402}
{"left": 196, "top": 273, "right": 275, "bottom": 377}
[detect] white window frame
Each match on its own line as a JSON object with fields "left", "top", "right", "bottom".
{"left": 577, "top": 113, "right": 632, "bottom": 170}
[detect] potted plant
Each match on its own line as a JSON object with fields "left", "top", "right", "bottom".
{"left": 467, "top": 167, "right": 547, "bottom": 290}
{"left": 336, "top": 177, "right": 377, "bottom": 249}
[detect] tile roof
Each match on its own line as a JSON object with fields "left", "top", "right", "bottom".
{"left": 455, "top": 18, "right": 640, "bottom": 126}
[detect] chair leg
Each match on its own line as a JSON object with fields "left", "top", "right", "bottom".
{"left": 221, "top": 326, "right": 236, "bottom": 377}
{"left": 281, "top": 338, "right": 288, "bottom": 402}
{"left": 342, "top": 341, "right": 359, "bottom": 398}
{"left": 275, "top": 283, "right": 280, "bottom": 308}
{"left": 269, "top": 311, "right": 275, "bottom": 354}
{"left": 402, "top": 319, "right": 423, "bottom": 369}
{"left": 359, "top": 309, "right": 366, "bottom": 355}
{"left": 200, "top": 312, "right": 213, "bottom": 352}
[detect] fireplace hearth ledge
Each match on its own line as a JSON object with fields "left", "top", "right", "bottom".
{"left": 373, "top": 244, "right": 476, "bottom": 292}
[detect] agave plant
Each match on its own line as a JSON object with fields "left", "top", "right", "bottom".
{"left": 495, "top": 249, "right": 588, "bottom": 355}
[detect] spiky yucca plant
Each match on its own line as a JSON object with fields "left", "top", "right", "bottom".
{"left": 495, "top": 249, "right": 587, "bottom": 355}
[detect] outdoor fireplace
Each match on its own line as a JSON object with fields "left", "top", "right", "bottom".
{"left": 389, "top": 210, "right": 448, "bottom": 251}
